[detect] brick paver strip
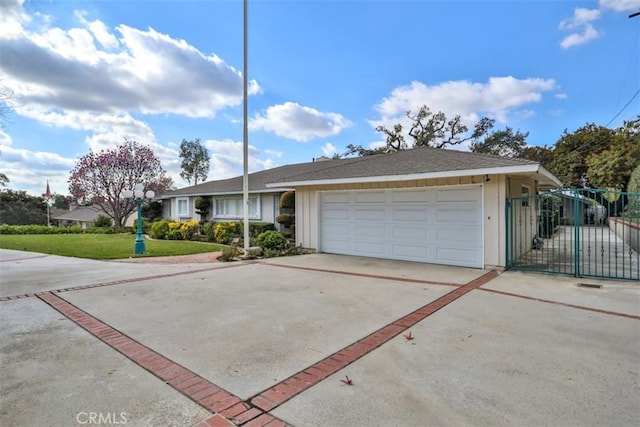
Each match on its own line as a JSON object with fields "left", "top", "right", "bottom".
{"left": 479, "top": 287, "right": 640, "bottom": 320}
{"left": 35, "top": 292, "right": 291, "bottom": 426}
{"left": 0, "top": 262, "right": 247, "bottom": 301}
{"left": 263, "top": 261, "right": 462, "bottom": 287}
{"left": 251, "top": 270, "right": 499, "bottom": 412}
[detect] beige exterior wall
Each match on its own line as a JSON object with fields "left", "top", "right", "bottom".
{"left": 295, "top": 174, "right": 516, "bottom": 268}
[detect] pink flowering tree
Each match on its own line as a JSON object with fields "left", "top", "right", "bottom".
{"left": 68, "top": 140, "right": 173, "bottom": 227}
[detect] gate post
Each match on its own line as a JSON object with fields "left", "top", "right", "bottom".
{"left": 573, "top": 189, "right": 580, "bottom": 277}
{"left": 505, "top": 199, "right": 510, "bottom": 268}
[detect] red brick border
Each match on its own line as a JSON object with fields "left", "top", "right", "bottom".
{"left": 36, "top": 292, "right": 290, "bottom": 426}
{"left": 250, "top": 270, "right": 499, "bottom": 412}
{"left": 479, "top": 287, "right": 640, "bottom": 320}
{"left": 0, "top": 263, "right": 247, "bottom": 302}
{"left": 263, "top": 261, "right": 463, "bottom": 287}
{"left": 0, "top": 254, "right": 48, "bottom": 263}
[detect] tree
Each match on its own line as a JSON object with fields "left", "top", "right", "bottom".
{"left": 521, "top": 145, "right": 555, "bottom": 167}
{"left": 586, "top": 118, "right": 640, "bottom": 190}
{"left": 344, "top": 105, "right": 494, "bottom": 157}
{"left": 0, "top": 172, "right": 8, "bottom": 188}
{"left": 548, "top": 123, "right": 614, "bottom": 187}
{"left": 469, "top": 127, "right": 529, "bottom": 158}
{"left": 0, "top": 85, "right": 14, "bottom": 129}
{"left": 0, "top": 189, "right": 47, "bottom": 225}
{"left": 68, "top": 140, "right": 172, "bottom": 227}
{"left": 179, "top": 138, "right": 210, "bottom": 185}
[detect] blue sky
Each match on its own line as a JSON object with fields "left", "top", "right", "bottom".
{"left": 1, "top": 0, "right": 639, "bottom": 197}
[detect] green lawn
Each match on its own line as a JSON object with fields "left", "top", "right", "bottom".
{"left": 0, "top": 234, "right": 223, "bottom": 260}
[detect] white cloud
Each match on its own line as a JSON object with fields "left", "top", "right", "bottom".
{"left": 371, "top": 77, "right": 555, "bottom": 128}
{"left": 264, "top": 149, "right": 283, "bottom": 158}
{"left": 555, "top": 93, "right": 568, "bottom": 100}
{"left": 200, "top": 139, "right": 277, "bottom": 184}
{"left": 559, "top": 8, "right": 601, "bottom": 29}
{"left": 249, "top": 102, "right": 351, "bottom": 142}
{"left": 560, "top": 24, "right": 600, "bottom": 49}
{"left": 599, "top": 0, "right": 640, "bottom": 12}
{"left": 0, "top": 6, "right": 261, "bottom": 125}
{"left": 558, "top": 1, "right": 640, "bottom": 48}
{"left": 321, "top": 142, "right": 337, "bottom": 157}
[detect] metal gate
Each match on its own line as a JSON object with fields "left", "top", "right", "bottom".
{"left": 506, "top": 188, "right": 639, "bottom": 280}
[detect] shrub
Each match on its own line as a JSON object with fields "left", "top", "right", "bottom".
{"left": 245, "top": 222, "right": 276, "bottom": 238}
{"left": 180, "top": 220, "right": 200, "bottom": 241}
{"left": 214, "top": 222, "right": 241, "bottom": 244}
{"left": 93, "top": 214, "right": 113, "bottom": 228}
{"left": 279, "top": 191, "right": 295, "bottom": 209}
{"left": 149, "top": 219, "right": 171, "bottom": 239}
{"left": 256, "top": 230, "right": 286, "bottom": 251}
{"left": 262, "top": 248, "right": 280, "bottom": 258}
{"left": 219, "top": 246, "right": 240, "bottom": 261}
{"left": 167, "top": 228, "right": 183, "bottom": 240}
{"left": 202, "top": 221, "right": 216, "bottom": 242}
{"left": 276, "top": 213, "right": 295, "bottom": 227}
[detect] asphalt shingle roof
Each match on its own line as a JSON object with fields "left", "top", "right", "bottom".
{"left": 159, "top": 147, "right": 541, "bottom": 197}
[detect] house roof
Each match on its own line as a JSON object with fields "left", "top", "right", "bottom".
{"left": 158, "top": 159, "right": 353, "bottom": 198}
{"left": 53, "top": 205, "right": 103, "bottom": 222}
{"left": 267, "top": 146, "right": 562, "bottom": 188}
{"left": 159, "top": 147, "right": 562, "bottom": 198}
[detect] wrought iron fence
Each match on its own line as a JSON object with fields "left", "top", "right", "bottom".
{"left": 506, "top": 188, "right": 639, "bottom": 280}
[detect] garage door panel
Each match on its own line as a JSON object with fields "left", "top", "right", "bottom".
{"left": 436, "top": 227, "right": 482, "bottom": 243}
{"left": 393, "top": 190, "right": 430, "bottom": 203}
{"left": 355, "top": 241, "right": 386, "bottom": 255}
{"left": 355, "top": 208, "right": 386, "bottom": 220}
{"left": 355, "top": 224, "right": 382, "bottom": 238}
{"left": 436, "top": 188, "right": 481, "bottom": 202}
{"left": 392, "top": 226, "right": 427, "bottom": 240}
{"left": 323, "top": 208, "right": 350, "bottom": 220}
{"left": 436, "top": 247, "right": 482, "bottom": 266}
{"left": 320, "top": 187, "right": 483, "bottom": 268}
{"left": 323, "top": 193, "right": 350, "bottom": 203}
{"left": 355, "top": 191, "right": 386, "bottom": 203}
{"left": 436, "top": 207, "right": 480, "bottom": 223}
{"left": 392, "top": 244, "right": 429, "bottom": 259}
{"left": 392, "top": 207, "right": 429, "bottom": 221}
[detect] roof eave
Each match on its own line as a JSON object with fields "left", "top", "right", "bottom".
{"left": 266, "top": 164, "right": 561, "bottom": 188}
{"left": 157, "top": 187, "right": 292, "bottom": 199}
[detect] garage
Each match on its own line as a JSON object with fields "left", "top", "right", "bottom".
{"left": 319, "top": 186, "right": 483, "bottom": 268}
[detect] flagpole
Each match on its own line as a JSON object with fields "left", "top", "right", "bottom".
{"left": 242, "top": 0, "right": 249, "bottom": 253}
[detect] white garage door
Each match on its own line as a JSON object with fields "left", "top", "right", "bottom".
{"left": 319, "top": 186, "right": 483, "bottom": 268}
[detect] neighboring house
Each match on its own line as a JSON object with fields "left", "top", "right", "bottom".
{"left": 54, "top": 205, "right": 134, "bottom": 228}
{"left": 159, "top": 147, "right": 562, "bottom": 269}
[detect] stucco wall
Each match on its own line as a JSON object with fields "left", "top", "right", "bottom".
{"left": 295, "top": 174, "right": 513, "bottom": 268}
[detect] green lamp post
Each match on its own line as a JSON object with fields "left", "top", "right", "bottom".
{"left": 123, "top": 183, "right": 155, "bottom": 255}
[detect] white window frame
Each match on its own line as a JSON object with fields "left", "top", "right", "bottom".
{"left": 177, "top": 197, "right": 190, "bottom": 218}
{"left": 213, "top": 196, "right": 260, "bottom": 220}
{"left": 521, "top": 185, "right": 530, "bottom": 208}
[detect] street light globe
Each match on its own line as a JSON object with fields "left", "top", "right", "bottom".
{"left": 122, "top": 189, "right": 133, "bottom": 198}
{"left": 145, "top": 190, "right": 155, "bottom": 199}
{"left": 134, "top": 183, "right": 144, "bottom": 192}
{"left": 134, "top": 190, "right": 144, "bottom": 198}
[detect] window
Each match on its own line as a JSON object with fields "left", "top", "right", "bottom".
{"left": 214, "top": 196, "right": 260, "bottom": 219}
{"left": 177, "top": 198, "right": 189, "bottom": 217}
{"left": 521, "top": 185, "right": 530, "bottom": 208}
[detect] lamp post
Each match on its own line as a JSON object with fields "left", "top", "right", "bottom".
{"left": 123, "top": 183, "right": 155, "bottom": 255}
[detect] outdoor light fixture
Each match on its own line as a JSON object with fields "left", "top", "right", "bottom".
{"left": 123, "top": 183, "right": 155, "bottom": 255}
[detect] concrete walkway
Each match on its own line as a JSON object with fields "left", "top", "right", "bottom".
{"left": 1, "top": 249, "right": 638, "bottom": 427}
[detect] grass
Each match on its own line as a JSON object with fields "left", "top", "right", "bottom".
{"left": 0, "top": 234, "right": 223, "bottom": 260}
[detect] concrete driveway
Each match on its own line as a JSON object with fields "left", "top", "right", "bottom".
{"left": 1, "top": 249, "right": 638, "bottom": 427}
